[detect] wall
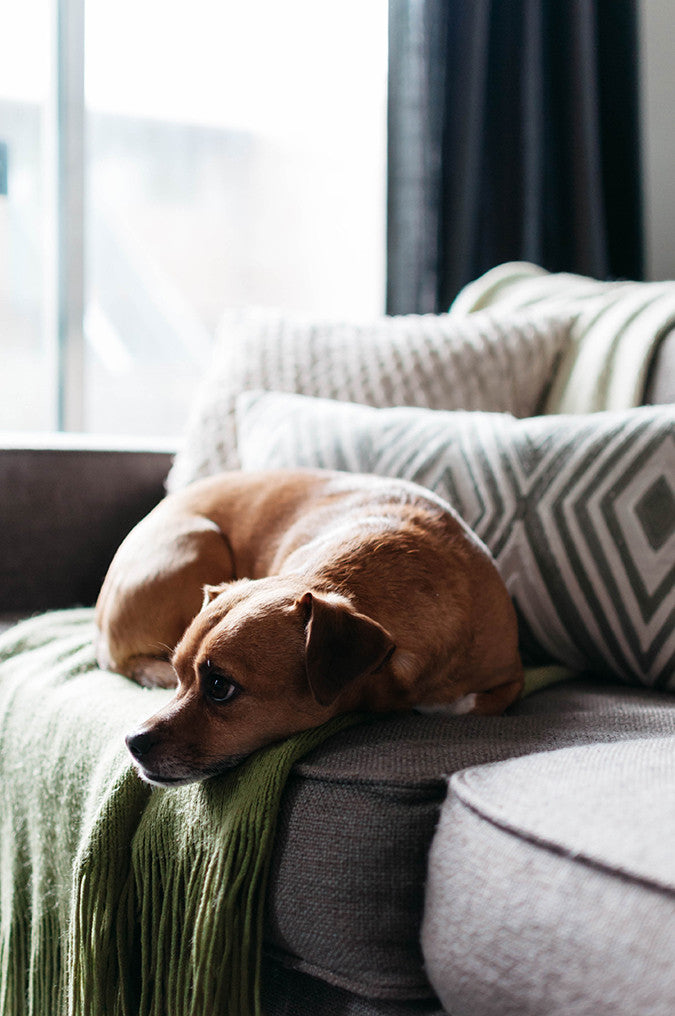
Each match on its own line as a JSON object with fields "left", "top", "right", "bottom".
{"left": 640, "top": 0, "right": 675, "bottom": 280}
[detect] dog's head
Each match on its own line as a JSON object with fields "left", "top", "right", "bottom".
{"left": 125, "top": 576, "right": 395, "bottom": 786}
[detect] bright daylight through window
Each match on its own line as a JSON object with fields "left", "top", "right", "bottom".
{"left": 0, "top": 0, "right": 388, "bottom": 435}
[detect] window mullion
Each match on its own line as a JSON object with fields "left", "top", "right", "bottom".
{"left": 54, "top": 0, "right": 85, "bottom": 431}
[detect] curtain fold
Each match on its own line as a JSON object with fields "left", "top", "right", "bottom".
{"left": 387, "top": 0, "right": 644, "bottom": 314}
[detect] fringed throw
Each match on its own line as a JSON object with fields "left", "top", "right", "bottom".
{"left": 0, "top": 610, "right": 361, "bottom": 1015}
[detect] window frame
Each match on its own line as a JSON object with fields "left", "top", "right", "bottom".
{"left": 52, "top": 0, "right": 85, "bottom": 430}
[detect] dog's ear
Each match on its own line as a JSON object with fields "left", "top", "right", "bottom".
{"left": 299, "top": 592, "right": 395, "bottom": 707}
{"left": 201, "top": 584, "right": 227, "bottom": 611}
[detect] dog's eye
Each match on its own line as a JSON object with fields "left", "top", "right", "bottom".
{"left": 201, "top": 662, "right": 240, "bottom": 704}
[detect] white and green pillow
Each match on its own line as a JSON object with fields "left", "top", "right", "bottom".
{"left": 236, "top": 391, "right": 675, "bottom": 690}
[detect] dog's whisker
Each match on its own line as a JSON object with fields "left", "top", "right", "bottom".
{"left": 153, "top": 641, "right": 175, "bottom": 656}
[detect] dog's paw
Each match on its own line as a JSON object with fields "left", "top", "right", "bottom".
{"left": 415, "top": 694, "right": 478, "bottom": 717}
{"left": 125, "top": 656, "right": 178, "bottom": 689}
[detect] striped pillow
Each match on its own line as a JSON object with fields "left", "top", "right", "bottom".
{"left": 236, "top": 390, "right": 675, "bottom": 690}
{"left": 166, "top": 307, "right": 570, "bottom": 491}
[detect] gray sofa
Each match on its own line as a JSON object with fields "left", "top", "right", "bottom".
{"left": 1, "top": 327, "right": 673, "bottom": 1016}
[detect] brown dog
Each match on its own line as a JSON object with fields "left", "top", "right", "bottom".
{"left": 95, "top": 469, "right": 523, "bottom": 786}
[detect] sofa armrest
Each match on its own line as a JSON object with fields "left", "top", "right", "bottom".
{"left": 0, "top": 434, "right": 174, "bottom": 613}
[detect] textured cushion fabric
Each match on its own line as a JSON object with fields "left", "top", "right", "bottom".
{"left": 166, "top": 307, "right": 571, "bottom": 490}
{"left": 421, "top": 736, "right": 675, "bottom": 1016}
{"left": 261, "top": 959, "right": 446, "bottom": 1016}
{"left": 263, "top": 680, "right": 675, "bottom": 1002}
{"left": 449, "top": 261, "right": 675, "bottom": 414}
{"left": 236, "top": 392, "right": 675, "bottom": 690}
{"left": 646, "top": 327, "right": 675, "bottom": 405}
{"left": 0, "top": 442, "right": 171, "bottom": 612}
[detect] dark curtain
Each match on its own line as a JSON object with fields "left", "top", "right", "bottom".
{"left": 387, "top": 0, "right": 644, "bottom": 315}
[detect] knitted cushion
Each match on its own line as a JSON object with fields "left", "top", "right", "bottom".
{"left": 166, "top": 307, "right": 570, "bottom": 490}
{"left": 236, "top": 392, "right": 675, "bottom": 689}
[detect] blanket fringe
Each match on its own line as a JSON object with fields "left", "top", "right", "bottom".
{"left": 128, "top": 716, "right": 364, "bottom": 1016}
{"left": 63, "top": 714, "right": 363, "bottom": 1016}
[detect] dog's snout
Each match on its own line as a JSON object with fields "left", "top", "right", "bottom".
{"left": 126, "top": 729, "right": 157, "bottom": 761}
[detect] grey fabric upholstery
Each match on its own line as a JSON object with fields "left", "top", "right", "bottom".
{"left": 422, "top": 735, "right": 675, "bottom": 1016}
{"left": 261, "top": 959, "right": 445, "bottom": 1016}
{"left": 264, "top": 680, "right": 675, "bottom": 1002}
{"left": 0, "top": 439, "right": 172, "bottom": 612}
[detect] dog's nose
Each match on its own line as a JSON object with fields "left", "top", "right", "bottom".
{"left": 125, "top": 730, "right": 157, "bottom": 761}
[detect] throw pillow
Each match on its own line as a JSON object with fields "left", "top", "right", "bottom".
{"left": 236, "top": 391, "right": 675, "bottom": 690}
{"left": 449, "top": 260, "right": 675, "bottom": 413}
{"left": 166, "top": 307, "right": 571, "bottom": 490}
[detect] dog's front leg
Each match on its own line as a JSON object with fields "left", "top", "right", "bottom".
{"left": 95, "top": 509, "right": 236, "bottom": 686}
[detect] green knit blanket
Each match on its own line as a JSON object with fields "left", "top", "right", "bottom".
{"left": 0, "top": 609, "right": 360, "bottom": 1016}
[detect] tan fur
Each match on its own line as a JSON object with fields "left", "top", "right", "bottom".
{"left": 95, "top": 469, "right": 523, "bottom": 785}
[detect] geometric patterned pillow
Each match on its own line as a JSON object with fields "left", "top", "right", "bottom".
{"left": 165, "top": 307, "right": 571, "bottom": 491}
{"left": 236, "top": 391, "right": 675, "bottom": 690}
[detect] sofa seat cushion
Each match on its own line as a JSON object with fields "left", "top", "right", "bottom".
{"left": 260, "top": 958, "right": 447, "bottom": 1016}
{"left": 421, "top": 735, "right": 675, "bottom": 1016}
{"left": 264, "top": 680, "right": 675, "bottom": 1002}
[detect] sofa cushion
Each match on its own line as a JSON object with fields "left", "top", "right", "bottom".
{"left": 166, "top": 306, "right": 570, "bottom": 490}
{"left": 421, "top": 735, "right": 675, "bottom": 1016}
{"left": 264, "top": 680, "right": 675, "bottom": 1001}
{"left": 260, "top": 957, "right": 446, "bottom": 1016}
{"left": 237, "top": 392, "right": 675, "bottom": 690}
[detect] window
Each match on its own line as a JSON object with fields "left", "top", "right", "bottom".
{"left": 1, "top": 0, "right": 388, "bottom": 436}
{"left": 0, "top": 0, "right": 54, "bottom": 431}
